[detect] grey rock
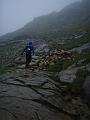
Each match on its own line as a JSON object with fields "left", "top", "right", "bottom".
{"left": 0, "top": 64, "right": 89, "bottom": 120}
{"left": 59, "top": 66, "right": 86, "bottom": 83}
{"left": 84, "top": 76, "right": 90, "bottom": 107}
{"left": 69, "top": 43, "right": 90, "bottom": 54}
{"left": 86, "top": 63, "right": 90, "bottom": 71}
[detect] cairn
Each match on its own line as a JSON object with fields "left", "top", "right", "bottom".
{"left": 31, "top": 49, "right": 71, "bottom": 70}
{"left": 15, "top": 49, "right": 71, "bottom": 70}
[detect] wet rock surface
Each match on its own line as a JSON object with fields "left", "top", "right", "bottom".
{"left": 0, "top": 68, "right": 90, "bottom": 120}
{"left": 0, "top": 49, "right": 90, "bottom": 120}
{"left": 84, "top": 76, "right": 90, "bottom": 107}
{"left": 0, "top": 70, "right": 68, "bottom": 120}
{"left": 59, "top": 66, "right": 86, "bottom": 83}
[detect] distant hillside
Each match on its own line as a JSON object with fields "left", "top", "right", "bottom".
{"left": 0, "top": 0, "right": 90, "bottom": 41}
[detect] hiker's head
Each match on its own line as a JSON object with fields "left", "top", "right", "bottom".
{"left": 29, "top": 42, "right": 32, "bottom": 45}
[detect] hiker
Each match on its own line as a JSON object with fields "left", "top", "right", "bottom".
{"left": 21, "top": 42, "right": 34, "bottom": 68}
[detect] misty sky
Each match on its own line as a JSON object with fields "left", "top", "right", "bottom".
{"left": 0, "top": 0, "right": 80, "bottom": 36}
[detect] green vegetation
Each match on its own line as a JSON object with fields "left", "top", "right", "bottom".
{"left": 49, "top": 32, "right": 90, "bottom": 50}
{"left": 62, "top": 32, "right": 90, "bottom": 50}
{"left": 0, "top": 41, "right": 25, "bottom": 74}
{"left": 81, "top": 48, "right": 90, "bottom": 64}
{"left": 47, "top": 58, "right": 74, "bottom": 72}
{"left": 72, "top": 48, "right": 90, "bottom": 67}
{"left": 48, "top": 31, "right": 90, "bottom": 73}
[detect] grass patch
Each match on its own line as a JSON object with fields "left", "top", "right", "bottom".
{"left": 81, "top": 48, "right": 90, "bottom": 64}
{"left": 47, "top": 58, "right": 74, "bottom": 72}
{"left": 72, "top": 48, "right": 90, "bottom": 67}
{"left": 0, "top": 64, "right": 17, "bottom": 74}
{"left": 62, "top": 32, "right": 90, "bottom": 50}
{"left": 0, "top": 41, "right": 25, "bottom": 75}
{"left": 49, "top": 32, "right": 90, "bottom": 50}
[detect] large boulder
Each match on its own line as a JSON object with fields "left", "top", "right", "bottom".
{"left": 59, "top": 66, "right": 86, "bottom": 83}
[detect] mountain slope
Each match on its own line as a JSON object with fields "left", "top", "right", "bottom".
{"left": 0, "top": 0, "right": 90, "bottom": 41}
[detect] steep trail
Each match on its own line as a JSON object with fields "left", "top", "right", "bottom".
{"left": 0, "top": 49, "right": 90, "bottom": 120}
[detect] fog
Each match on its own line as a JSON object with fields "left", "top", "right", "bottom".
{"left": 0, "top": 0, "right": 80, "bottom": 36}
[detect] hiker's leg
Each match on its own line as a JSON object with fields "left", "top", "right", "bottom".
{"left": 26, "top": 54, "right": 32, "bottom": 68}
{"left": 26, "top": 54, "right": 30, "bottom": 68}
{"left": 29, "top": 55, "right": 32, "bottom": 63}
{"left": 27, "top": 55, "right": 32, "bottom": 67}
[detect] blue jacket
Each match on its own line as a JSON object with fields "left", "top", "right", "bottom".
{"left": 21, "top": 42, "right": 34, "bottom": 55}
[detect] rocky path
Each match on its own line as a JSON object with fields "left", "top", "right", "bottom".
{"left": 0, "top": 68, "right": 90, "bottom": 120}
{"left": 0, "top": 69, "right": 70, "bottom": 120}
{"left": 0, "top": 49, "right": 90, "bottom": 120}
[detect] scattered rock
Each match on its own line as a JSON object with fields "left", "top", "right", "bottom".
{"left": 86, "top": 63, "right": 90, "bottom": 71}
{"left": 14, "top": 49, "right": 72, "bottom": 71}
{"left": 69, "top": 43, "right": 90, "bottom": 54}
{"left": 0, "top": 48, "right": 90, "bottom": 120}
{"left": 59, "top": 66, "right": 86, "bottom": 83}
{"left": 84, "top": 76, "right": 90, "bottom": 107}
{"left": 0, "top": 69, "right": 90, "bottom": 120}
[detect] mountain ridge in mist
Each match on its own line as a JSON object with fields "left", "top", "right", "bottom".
{"left": 0, "top": 0, "right": 90, "bottom": 41}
